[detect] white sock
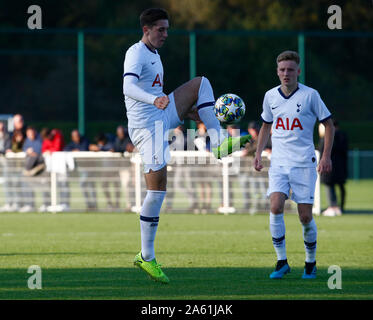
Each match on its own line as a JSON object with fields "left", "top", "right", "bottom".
{"left": 140, "top": 190, "right": 166, "bottom": 261}
{"left": 302, "top": 218, "right": 317, "bottom": 263}
{"left": 269, "top": 212, "right": 287, "bottom": 261}
{"left": 196, "top": 76, "right": 226, "bottom": 147}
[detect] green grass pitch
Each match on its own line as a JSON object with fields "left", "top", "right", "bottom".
{"left": 0, "top": 210, "right": 372, "bottom": 300}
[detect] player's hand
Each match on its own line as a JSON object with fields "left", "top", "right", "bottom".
{"left": 253, "top": 155, "right": 263, "bottom": 171}
{"left": 318, "top": 156, "right": 332, "bottom": 174}
{"left": 154, "top": 95, "right": 169, "bottom": 110}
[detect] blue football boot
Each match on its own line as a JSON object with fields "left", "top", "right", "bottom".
{"left": 270, "top": 259, "right": 291, "bottom": 279}
{"left": 302, "top": 261, "right": 317, "bottom": 279}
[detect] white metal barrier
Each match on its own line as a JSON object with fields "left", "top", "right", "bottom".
{"left": 0, "top": 151, "right": 320, "bottom": 214}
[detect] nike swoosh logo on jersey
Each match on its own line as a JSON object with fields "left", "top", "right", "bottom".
{"left": 271, "top": 106, "right": 279, "bottom": 110}
{"left": 151, "top": 61, "right": 156, "bottom": 65}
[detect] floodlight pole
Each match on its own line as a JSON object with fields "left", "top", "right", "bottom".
{"left": 189, "top": 31, "right": 196, "bottom": 80}
{"left": 189, "top": 31, "right": 197, "bottom": 130}
{"left": 298, "top": 32, "right": 306, "bottom": 84}
{"left": 77, "top": 30, "right": 85, "bottom": 136}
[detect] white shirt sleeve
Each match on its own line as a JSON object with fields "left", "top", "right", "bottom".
{"left": 123, "top": 75, "right": 158, "bottom": 105}
{"left": 123, "top": 48, "right": 158, "bottom": 105}
{"left": 260, "top": 92, "right": 273, "bottom": 123}
{"left": 312, "top": 90, "right": 331, "bottom": 122}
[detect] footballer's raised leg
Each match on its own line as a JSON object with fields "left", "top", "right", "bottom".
{"left": 173, "top": 76, "right": 252, "bottom": 159}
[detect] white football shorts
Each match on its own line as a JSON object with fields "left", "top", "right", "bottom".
{"left": 267, "top": 165, "right": 318, "bottom": 204}
{"left": 128, "top": 92, "right": 183, "bottom": 173}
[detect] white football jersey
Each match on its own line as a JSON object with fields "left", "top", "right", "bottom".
{"left": 123, "top": 41, "right": 165, "bottom": 128}
{"left": 261, "top": 83, "right": 331, "bottom": 167}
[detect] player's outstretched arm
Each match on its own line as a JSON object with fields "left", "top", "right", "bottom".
{"left": 318, "top": 118, "right": 335, "bottom": 174}
{"left": 254, "top": 122, "right": 272, "bottom": 171}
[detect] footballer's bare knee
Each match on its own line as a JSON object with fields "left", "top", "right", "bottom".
{"left": 298, "top": 213, "right": 312, "bottom": 224}
{"left": 270, "top": 192, "right": 286, "bottom": 214}
{"left": 298, "top": 203, "right": 313, "bottom": 224}
{"left": 270, "top": 206, "right": 284, "bottom": 215}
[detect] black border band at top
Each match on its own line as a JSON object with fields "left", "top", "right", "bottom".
{"left": 123, "top": 72, "right": 140, "bottom": 79}
{"left": 261, "top": 116, "right": 273, "bottom": 124}
{"left": 319, "top": 114, "right": 332, "bottom": 123}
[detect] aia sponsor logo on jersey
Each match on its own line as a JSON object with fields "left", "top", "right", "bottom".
{"left": 152, "top": 74, "right": 162, "bottom": 87}
{"left": 275, "top": 117, "right": 303, "bottom": 130}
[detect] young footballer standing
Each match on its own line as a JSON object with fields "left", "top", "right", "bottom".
{"left": 123, "top": 8, "right": 251, "bottom": 283}
{"left": 254, "top": 51, "right": 335, "bottom": 279}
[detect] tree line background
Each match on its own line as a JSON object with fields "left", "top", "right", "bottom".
{"left": 1, "top": 0, "right": 372, "bottom": 148}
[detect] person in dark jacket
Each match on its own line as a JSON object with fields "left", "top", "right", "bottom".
{"left": 64, "top": 129, "right": 89, "bottom": 152}
{"left": 319, "top": 120, "right": 348, "bottom": 216}
{"left": 114, "top": 125, "right": 134, "bottom": 153}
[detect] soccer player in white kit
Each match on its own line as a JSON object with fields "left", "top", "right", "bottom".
{"left": 123, "top": 8, "right": 251, "bottom": 283}
{"left": 254, "top": 51, "right": 335, "bottom": 279}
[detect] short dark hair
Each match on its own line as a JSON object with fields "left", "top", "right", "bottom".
{"left": 248, "top": 121, "right": 260, "bottom": 131}
{"left": 140, "top": 8, "right": 169, "bottom": 28}
{"left": 26, "top": 125, "right": 36, "bottom": 132}
{"left": 96, "top": 133, "right": 108, "bottom": 144}
{"left": 40, "top": 127, "right": 51, "bottom": 139}
{"left": 276, "top": 50, "right": 300, "bottom": 65}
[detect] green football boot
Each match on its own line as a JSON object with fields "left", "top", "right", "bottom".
{"left": 212, "top": 134, "right": 252, "bottom": 159}
{"left": 133, "top": 252, "right": 170, "bottom": 284}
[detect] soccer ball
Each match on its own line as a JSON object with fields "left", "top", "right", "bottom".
{"left": 214, "top": 93, "right": 246, "bottom": 123}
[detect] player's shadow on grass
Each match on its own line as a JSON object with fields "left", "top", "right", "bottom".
{"left": 0, "top": 251, "right": 133, "bottom": 257}
{"left": 0, "top": 267, "right": 372, "bottom": 299}
{"left": 343, "top": 209, "right": 373, "bottom": 214}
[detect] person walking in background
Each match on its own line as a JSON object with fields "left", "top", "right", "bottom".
{"left": 319, "top": 120, "right": 348, "bottom": 216}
